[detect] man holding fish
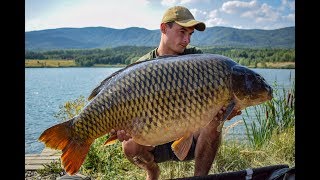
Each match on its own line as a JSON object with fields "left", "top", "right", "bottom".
{"left": 111, "top": 6, "right": 242, "bottom": 180}
{"left": 39, "top": 5, "right": 273, "bottom": 180}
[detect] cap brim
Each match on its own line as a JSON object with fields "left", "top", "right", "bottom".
{"left": 175, "top": 19, "right": 206, "bottom": 31}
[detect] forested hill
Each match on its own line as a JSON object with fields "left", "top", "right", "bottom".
{"left": 25, "top": 26, "right": 295, "bottom": 51}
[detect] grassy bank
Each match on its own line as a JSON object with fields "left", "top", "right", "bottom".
{"left": 25, "top": 59, "right": 77, "bottom": 68}
{"left": 25, "top": 59, "right": 127, "bottom": 68}
{"left": 25, "top": 59, "right": 294, "bottom": 69}
{"left": 253, "top": 62, "right": 295, "bottom": 69}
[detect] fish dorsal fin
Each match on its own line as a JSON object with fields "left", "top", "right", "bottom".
{"left": 171, "top": 133, "right": 193, "bottom": 161}
{"left": 88, "top": 73, "right": 118, "bottom": 101}
{"left": 87, "top": 59, "right": 156, "bottom": 101}
{"left": 217, "top": 101, "right": 236, "bottom": 132}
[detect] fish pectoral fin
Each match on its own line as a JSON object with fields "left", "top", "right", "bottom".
{"left": 104, "top": 134, "right": 118, "bottom": 145}
{"left": 222, "top": 101, "right": 236, "bottom": 121}
{"left": 171, "top": 134, "right": 193, "bottom": 161}
{"left": 217, "top": 101, "right": 237, "bottom": 132}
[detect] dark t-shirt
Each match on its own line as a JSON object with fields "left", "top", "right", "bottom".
{"left": 136, "top": 46, "right": 203, "bottom": 62}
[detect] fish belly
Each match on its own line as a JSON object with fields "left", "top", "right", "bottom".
{"left": 131, "top": 103, "right": 225, "bottom": 146}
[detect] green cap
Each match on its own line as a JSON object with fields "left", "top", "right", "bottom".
{"left": 161, "top": 6, "right": 206, "bottom": 31}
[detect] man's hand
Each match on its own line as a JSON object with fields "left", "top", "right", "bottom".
{"left": 213, "top": 106, "right": 242, "bottom": 121}
{"left": 227, "top": 110, "right": 242, "bottom": 120}
{"left": 110, "top": 129, "right": 132, "bottom": 142}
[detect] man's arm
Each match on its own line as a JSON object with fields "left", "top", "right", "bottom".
{"left": 193, "top": 108, "right": 241, "bottom": 176}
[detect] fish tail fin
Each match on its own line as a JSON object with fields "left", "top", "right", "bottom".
{"left": 61, "top": 139, "right": 91, "bottom": 175}
{"left": 38, "top": 119, "right": 92, "bottom": 175}
{"left": 38, "top": 121, "right": 73, "bottom": 150}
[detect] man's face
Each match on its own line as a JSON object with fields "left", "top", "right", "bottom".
{"left": 165, "top": 22, "right": 195, "bottom": 54}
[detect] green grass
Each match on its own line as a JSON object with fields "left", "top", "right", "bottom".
{"left": 40, "top": 81, "right": 295, "bottom": 179}
{"left": 36, "top": 160, "right": 64, "bottom": 177}
{"left": 80, "top": 136, "right": 146, "bottom": 180}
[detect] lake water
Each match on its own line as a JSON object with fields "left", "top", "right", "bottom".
{"left": 25, "top": 67, "right": 295, "bottom": 154}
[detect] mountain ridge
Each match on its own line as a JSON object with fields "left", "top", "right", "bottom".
{"left": 25, "top": 26, "right": 295, "bottom": 51}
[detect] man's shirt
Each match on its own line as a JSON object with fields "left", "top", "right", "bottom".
{"left": 136, "top": 46, "right": 203, "bottom": 62}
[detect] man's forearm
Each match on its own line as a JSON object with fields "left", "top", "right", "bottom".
{"left": 194, "top": 128, "right": 222, "bottom": 176}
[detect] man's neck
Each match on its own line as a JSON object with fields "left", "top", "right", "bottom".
{"left": 157, "top": 45, "right": 167, "bottom": 57}
{"left": 157, "top": 43, "right": 179, "bottom": 57}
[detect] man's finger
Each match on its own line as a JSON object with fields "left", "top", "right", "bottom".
{"left": 117, "top": 130, "right": 125, "bottom": 141}
{"left": 126, "top": 133, "right": 132, "bottom": 139}
{"left": 110, "top": 129, "right": 116, "bottom": 135}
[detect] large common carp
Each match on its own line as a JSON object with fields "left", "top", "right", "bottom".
{"left": 39, "top": 53, "right": 272, "bottom": 175}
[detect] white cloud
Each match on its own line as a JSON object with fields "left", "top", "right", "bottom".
{"left": 189, "top": 8, "right": 224, "bottom": 27}
{"left": 221, "top": 0, "right": 258, "bottom": 14}
{"left": 25, "top": 18, "right": 48, "bottom": 31}
{"left": 189, "top": 8, "right": 207, "bottom": 19}
{"left": 220, "top": 1, "right": 280, "bottom": 24}
{"left": 26, "top": 0, "right": 295, "bottom": 31}
{"left": 160, "top": 0, "right": 208, "bottom": 6}
{"left": 161, "top": 0, "right": 178, "bottom": 6}
{"left": 25, "top": 0, "right": 163, "bottom": 31}
{"left": 180, "top": 0, "right": 192, "bottom": 4}
{"left": 282, "top": 13, "right": 295, "bottom": 22}
{"left": 242, "top": 3, "right": 279, "bottom": 23}
{"left": 232, "top": 25, "right": 244, "bottom": 29}
{"left": 180, "top": 0, "right": 209, "bottom": 4}
{"left": 205, "top": 10, "right": 224, "bottom": 27}
{"left": 281, "top": 0, "right": 295, "bottom": 10}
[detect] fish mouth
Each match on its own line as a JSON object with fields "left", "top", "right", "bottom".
{"left": 259, "top": 85, "right": 273, "bottom": 102}
{"left": 267, "top": 91, "right": 273, "bottom": 100}
{"left": 265, "top": 83, "right": 273, "bottom": 100}
{"left": 264, "top": 93, "right": 273, "bottom": 101}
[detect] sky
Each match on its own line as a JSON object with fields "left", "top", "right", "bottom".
{"left": 25, "top": 0, "right": 295, "bottom": 32}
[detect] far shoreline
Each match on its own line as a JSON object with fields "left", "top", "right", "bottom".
{"left": 25, "top": 59, "right": 295, "bottom": 69}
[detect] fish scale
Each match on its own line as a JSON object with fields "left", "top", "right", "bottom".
{"left": 39, "top": 53, "right": 272, "bottom": 175}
